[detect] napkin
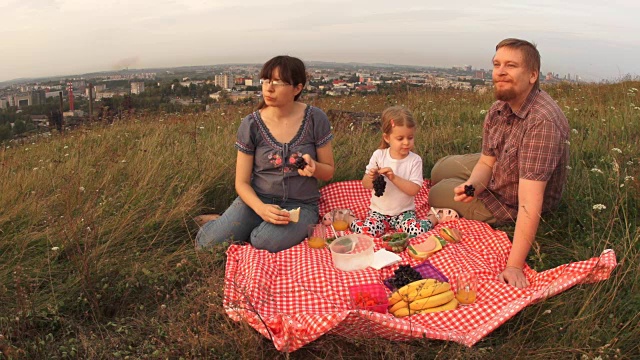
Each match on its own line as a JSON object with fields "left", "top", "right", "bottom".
{"left": 370, "top": 249, "right": 402, "bottom": 270}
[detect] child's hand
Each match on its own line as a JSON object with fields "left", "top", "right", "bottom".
{"left": 378, "top": 167, "right": 395, "bottom": 181}
{"left": 366, "top": 167, "right": 378, "bottom": 180}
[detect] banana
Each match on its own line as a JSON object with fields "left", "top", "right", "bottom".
{"left": 408, "top": 290, "right": 455, "bottom": 310}
{"left": 415, "top": 298, "right": 459, "bottom": 313}
{"left": 388, "top": 279, "right": 437, "bottom": 305}
{"left": 388, "top": 299, "right": 410, "bottom": 314}
{"left": 392, "top": 297, "right": 459, "bottom": 317}
{"left": 403, "top": 282, "right": 451, "bottom": 302}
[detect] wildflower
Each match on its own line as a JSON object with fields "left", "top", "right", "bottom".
{"left": 121, "top": 160, "right": 127, "bottom": 163}
{"left": 199, "top": 126, "right": 205, "bottom": 130}
{"left": 571, "top": 129, "right": 578, "bottom": 134}
{"left": 51, "top": 247, "right": 60, "bottom": 251}
{"left": 566, "top": 165, "right": 572, "bottom": 170}
{"left": 543, "top": 309, "right": 551, "bottom": 315}
{"left": 591, "top": 168, "right": 603, "bottom": 174}
{"left": 64, "top": 145, "right": 68, "bottom": 149}
{"left": 564, "top": 140, "right": 570, "bottom": 145}
{"left": 64, "top": 153, "right": 69, "bottom": 157}
{"left": 480, "top": 110, "right": 487, "bottom": 115}
{"left": 611, "top": 148, "right": 622, "bottom": 154}
{"left": 79, "top": 186, "right": 85, "bottom": 192}
{"left": 620, "top": 183, "right": 624, "bottom": 188}
{"left": 625, "top": 176, "right": 634, "bottom": 182}
{"left": 592, "top": 204, "right": 606, "bottom": 211}
{"left": 33, "top": 167, "right": 38, "bottom": 171}
{"left": 573, "top": 108, "right": 578, "bottom": 111}
{"left": 627, "top": 160, "right": 634, "bottom": 165}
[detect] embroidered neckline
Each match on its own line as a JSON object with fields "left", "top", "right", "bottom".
{"left": 253, "top": 105, "right": 311, "bottom": 149}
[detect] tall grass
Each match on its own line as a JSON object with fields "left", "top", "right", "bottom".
{"left": 0, "top": 83, "right": 638, "bottom": 359}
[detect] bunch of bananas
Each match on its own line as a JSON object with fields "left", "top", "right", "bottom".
{"left": 388, "top": 279, "right": 458, "bottom": 317}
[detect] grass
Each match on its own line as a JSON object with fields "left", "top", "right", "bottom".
{"left": 0, "top": 82, "right": 639, "bottom": 359}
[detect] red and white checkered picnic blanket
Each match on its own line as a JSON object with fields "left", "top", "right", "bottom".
{"left": 223, "top": 180, "right": 617, "bottom": 352}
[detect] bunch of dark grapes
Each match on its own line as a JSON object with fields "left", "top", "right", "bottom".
{"left": 294, "top": 157, "right": 308, "bottom": 170}
{"left": 388, "top": 265, "right": 423, "bottom": 289}
{"left": 373, "top": 174, "right": 386, "bottom": 197}
{"left": 464, "top": 184, "right": 476, "bottom": 197}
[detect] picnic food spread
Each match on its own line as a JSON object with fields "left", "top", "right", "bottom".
{"left": 381, "top": 232, "right": 411, "bottom": 252}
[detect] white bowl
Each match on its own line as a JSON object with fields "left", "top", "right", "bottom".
{"left": 328, "top": 234, "right": 374, "bottom": 271}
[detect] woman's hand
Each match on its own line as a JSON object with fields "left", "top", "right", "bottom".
{"left": 258, "top": 203, "right": 290, "bottom": 225}
{"left": 378, "top": 167, "right": 395, "bottom": 181}
{"left": 297, "top": 154, "right": 316, "bottom": 177}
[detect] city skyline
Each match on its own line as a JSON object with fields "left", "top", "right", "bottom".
{"left": 1, "top": 0, "right": 639, "bottom": 83}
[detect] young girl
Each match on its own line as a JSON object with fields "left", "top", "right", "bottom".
{"left": 351, "top": 106, "right": 457, "bottom": 237}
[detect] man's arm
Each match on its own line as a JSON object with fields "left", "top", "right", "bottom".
{"left": 497, "top": 178, "right": 546, "bottom": 289}
{"left": 454, "top": 154, "right": 496, "bottom": 202}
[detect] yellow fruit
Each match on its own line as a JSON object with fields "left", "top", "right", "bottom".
{"left": 404, "top": 282, "right": 451, "bottom": 302}
{"left": 388, "top": 279, "right": 437, "bottom": 305}
{"left": 409, "top": 290, "right": 455, "bottom": 310}
{"left": 416, "top": 298, "right": 459, "bottom": 314}
{"left": 388, "top": 299, "right": 410, "bottom": 314}
{"left": 391, "top": 307, "right": 412, "bottom": 318}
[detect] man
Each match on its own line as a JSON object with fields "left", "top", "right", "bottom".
{"left": 429, "top": 38, "right": 569, "bottom": 289}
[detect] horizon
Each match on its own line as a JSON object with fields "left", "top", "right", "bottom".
{"left": 1, "top": 0, "right": 639, "bottom": 83}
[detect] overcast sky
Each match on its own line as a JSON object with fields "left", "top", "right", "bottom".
{"left": 1, "top": 0, "right": 639, "bottom": 82}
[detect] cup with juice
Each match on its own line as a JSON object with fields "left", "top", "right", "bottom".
{"left": 455, "top": 272, "right": 478, "bottom": 305}
{"left": 307, "top": 224, "right": 327, "bottom": 249}
{"left": 331, "top": 209, "right": 352, "bottom": 235}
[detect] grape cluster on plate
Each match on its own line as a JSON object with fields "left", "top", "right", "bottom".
{"left": 373, "top": 174, "right": 386, "bottom": 197}
{"left": 388, "top": 264, "right": 423, "bottom": 289}
{"left": 294, "top": 157, "right": 308, "bottom": 170}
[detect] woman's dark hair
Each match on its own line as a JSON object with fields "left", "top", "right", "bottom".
{"left": 258, "top": 56, "right": 307, "bottom": 107}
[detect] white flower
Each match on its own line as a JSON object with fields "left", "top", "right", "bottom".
{"left": 64, "top": 145, "right": 68, "bottom": 149}
{"left": 620, "top": 183, "right": 625, "bottom": 188}
{"left": 564, "top": 140, "right": 571, "bottom": 145}
{"left": 121, "top": 160, "right": 127, "bottom": 163}
{"left": 573, "top": 108, "right": 578, "bottom": 111}
{"left": 199, "top": 126, "right": 205, "bottom": 130}
{"left": 625, "top": 176, "right": 635, "bottom": 182}
{"left": 571, "top": 129, "right": 578, "bottom": 134}
{"left": 627, "top": 160, "right": 634, "bottom": 165}
{"left": 591, "top": 168, "right": 603, "bottom": 174}
{"left": 79, "top": 187, "right": 85, "bottom": 192}
{"left": 592, "top": 204, "right": 606, "bottom": 211}
{"left": 64, "top": 153, "right": 69, "bottom": 157}
{"left": 51, "top": 247, "right": 60, "bottom": 251}
{"left": 611, "top": 148, "right": 622, "bottom": 154}
{"left": 543, "top": 309, "right": 551, "bottom": 315}
{"left": 480, "top": 110, "right": 487, "bottom": 115}
{"left": 33, "top": 167, "right": 38, "bottom": 171}
{"left": 566, "top": 165, "right": 572, "bottom": 170}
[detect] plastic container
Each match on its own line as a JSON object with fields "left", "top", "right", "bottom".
{"left": 383, "top": 261, "right": 449, "bottom": 290}
{"left": 328, "top": 234, "right": 374, "bottom": 271}
{"left": 348, "top": 283, "right": 388, "bottom": 313}
{"left": 381, "top": 232, "right": 411, "bottom": 253}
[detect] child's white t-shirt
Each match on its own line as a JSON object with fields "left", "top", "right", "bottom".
{"left": 365, "top": 148, "right": 423, "bottom": 216}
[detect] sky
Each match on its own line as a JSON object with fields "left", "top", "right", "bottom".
{"left": 1, "top": 0, "right": 639, "bottom": 82}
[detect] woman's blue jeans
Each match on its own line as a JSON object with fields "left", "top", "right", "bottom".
{"left": 196, "top": 195, "right": 319, "bottom": 253}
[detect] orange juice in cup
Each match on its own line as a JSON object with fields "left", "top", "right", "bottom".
{"left": 307, "top": 224, "right": 327, "bottom": 249}
{"left": 331, "top": 209, "right": 351, "bottom": 232}
{"left": 456, "top": 273, "right": 478, "bottom": 305}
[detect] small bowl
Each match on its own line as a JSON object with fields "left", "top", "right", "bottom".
{"left": 329, "top": 234, "right": 374, "bottom": 272}
{"left": 381, "top": 232, "right": 410, "bottom": 253}
{"left": 349, "top": 283, "right": 388, "bottom": 313}
{"left": 407, "top": 235, "right": 443, "bottom": 261}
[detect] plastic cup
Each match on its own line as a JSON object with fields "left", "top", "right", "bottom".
{"left": 331, "top": 209, "right": 351, "bottom": 232}
{"left": 307, "top": 224, "right": 326, "bottom": 249}
{"left": 455, "top": 273, "right": 478, "bottom": 305}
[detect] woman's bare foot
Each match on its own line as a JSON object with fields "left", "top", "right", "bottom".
{"left": 194, "top": 214, "right": 220, "bottom": 227}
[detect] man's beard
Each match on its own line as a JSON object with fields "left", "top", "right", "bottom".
{"left": 494, "top": 86, "right": 517, "bottom": 102}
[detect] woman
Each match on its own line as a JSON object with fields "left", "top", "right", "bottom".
{"left": 196, "top": 56, "right": 335, "bottom": 252}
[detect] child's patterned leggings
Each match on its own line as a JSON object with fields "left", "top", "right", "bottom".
{"left": 350, "top": 210, "right": 434, "bottom": 237}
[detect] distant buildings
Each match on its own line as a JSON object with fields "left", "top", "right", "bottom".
{"left": 131, "top": 82, "right": 145, "bottom": 94}
{"left": 4, "top": 90, "right": 47, "bottom": 108}
{"left": 214, "top": 74, "right": 233, "bottom": 89}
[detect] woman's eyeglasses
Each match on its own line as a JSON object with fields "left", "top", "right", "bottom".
{"left": 260, "top": 79, "right": 291, "bottom": 87}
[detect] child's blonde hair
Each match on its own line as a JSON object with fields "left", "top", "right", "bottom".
{"left": 379, "top": 106, "right": 416, "bottom": 149}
